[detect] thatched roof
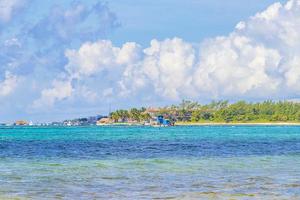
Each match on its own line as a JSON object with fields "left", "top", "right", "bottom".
{"left": 97, "top": 118, "right": 110, "bottom": 124}
{"left": 15, "top": 120, "right": 28, "bottom": 125}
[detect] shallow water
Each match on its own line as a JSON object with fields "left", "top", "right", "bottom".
{"left": 0, "top": 126, "right": 300, "bottom": 199}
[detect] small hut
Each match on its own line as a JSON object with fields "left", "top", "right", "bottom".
{"left": 15, "top": 120, "right": 29, "bottom": 126}
{"left": 96, "top": 118, "right": 111, "bottom": 125}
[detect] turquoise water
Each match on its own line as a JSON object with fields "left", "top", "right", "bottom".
{"left": 0, "top": 126, "right": 300, "bottom": 199}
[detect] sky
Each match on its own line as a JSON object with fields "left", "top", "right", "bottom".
{"left": 0, "top": 0, "right": 299, "bottom": 122}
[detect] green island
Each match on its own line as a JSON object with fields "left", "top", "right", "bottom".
{"left": 109, "top": 100, "right": 300, "bottom": 125}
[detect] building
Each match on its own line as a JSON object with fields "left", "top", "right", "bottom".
{"left": 157, "top": 115, "right": 175, "bottom": 126}
{"left": 145, "top": 107, "right": 160, "bottom": 117}
{"left": 96, "top": 117, "right": 111, "bottom": 125}
{"left": 15, "top": 120, "right": 29, "bottom": 126}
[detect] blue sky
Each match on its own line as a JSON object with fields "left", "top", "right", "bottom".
{"left": 1, "top": 0, "right": 299, "bottom": 122}
{"left": 108, "top": 0, "right": 285, "bottom": 45}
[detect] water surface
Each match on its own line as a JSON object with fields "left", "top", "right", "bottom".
{"left": 0, "top": 126, "right": 299, "bottom": 199}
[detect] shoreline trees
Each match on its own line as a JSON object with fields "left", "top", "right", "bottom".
{"left": 110, "top": 100, "right": 300, "bottom": 123}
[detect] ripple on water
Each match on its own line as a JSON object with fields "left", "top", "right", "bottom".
{"left": 0, "top": 126, "right": 300, "bottom": 199}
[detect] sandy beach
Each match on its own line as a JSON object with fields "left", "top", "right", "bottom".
{"left": 175, "top": 122, "right": 300, "bottom": 126}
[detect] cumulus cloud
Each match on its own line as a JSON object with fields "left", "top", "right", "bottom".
{"left": 191, "top": 0, "right": 300, "bottom": 99}
{"left": 0, "top": 0, "right": 121, "bottom": 115}
{"left": 0, "top": 0, "right": 25, "bottom": 23}
{"left": 34, "top": 40, "right": 142, "bottom": 107}
{"left": 121, "top": 38, "right": 196, "bottom": 99}
{"left": 0, "top": 71, "right": 19, "bottom": 96}
{"left": 36, "top": 37, "right": 197, "bottom": 106}
{"left": 195, "top": 0, "right": 300, "bottom": 98}
{"left": 193, "top": 35, "right": 282, "bottom": 98}
{"left": 2, "top": 0, "right": 300, "bottom": 121}
{"left": 64, "top": 40, "right": 141, "bottom": 78}
{"left": 36, "top": 0, "right": 300, "bottom": 109}
{"left": 30, "top": 1, "right": 119, "bottom": 45}
{"left": 32, "top": 79, "right": 73, "bottom": 108}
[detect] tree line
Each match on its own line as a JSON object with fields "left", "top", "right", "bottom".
{"left": 110, "top": 108, "right": 151, "bottom": 122}
{"left": 110, "top": 100, "right": 300, "bottom": 123}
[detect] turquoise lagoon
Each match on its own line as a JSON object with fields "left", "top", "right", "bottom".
{"left": 0, "top": 126, "right": 300, "bottom": 199}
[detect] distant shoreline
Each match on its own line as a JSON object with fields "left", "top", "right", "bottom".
{"left": 3, "top": 122, "right": 300, "bottom": 127}
{"left": 175, "top": 122, "right": 300, "bottom": 126}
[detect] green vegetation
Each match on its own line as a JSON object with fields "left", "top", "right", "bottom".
{"left": 110, "top": 107, "right": 151, "bottom": 123}
{"left": 110, "top": 100, "right": 300, "bottom": 123}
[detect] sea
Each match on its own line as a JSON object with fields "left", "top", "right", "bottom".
{"left": 0, "top": 126, "right": 299, "bottom": 199}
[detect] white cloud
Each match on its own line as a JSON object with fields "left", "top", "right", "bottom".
{"left": 0, "top": 71, "right": 19, "bottom": 96}
{"left": 284, "top": 56, "right": 300, "bottom": 90}
{"left": 121, "top": 38, "right": 196, "bottom": 99}
{"left": 0, "top": 0, "right": 25, "bottom": 22}
{"left": 34, "top": 40, "right": 142, "bottom": 107}
{"left": 144, "top": 38, "right": 195, "bottom": 99}
{"left": 76, "top": 85, "right": 98, "bottom": 103}
{"left": 65, "top": 40, "right": 141, "bottom": 79}
{"left": 33, "top": 79, "right": 73, "bottom": 108}
{"left": 193, "top": 35, "right": 282, "bottom": 98}
{"left": 30, "top": 2, "right": 119, "bottom": 44}
{"left": 254, "top": 2, "right": 282, "bottom": 21}
{"left": 4, "top": 38, "right": 22, "bottom": 47}
{"left": 193, "top": 0, "right": 300, "bottom": 98}
{"left": 60, "top": 37, "right": 196, "bottom": 105}
{"left": 34, "top": 0, "right": 300, "bottom": 109}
